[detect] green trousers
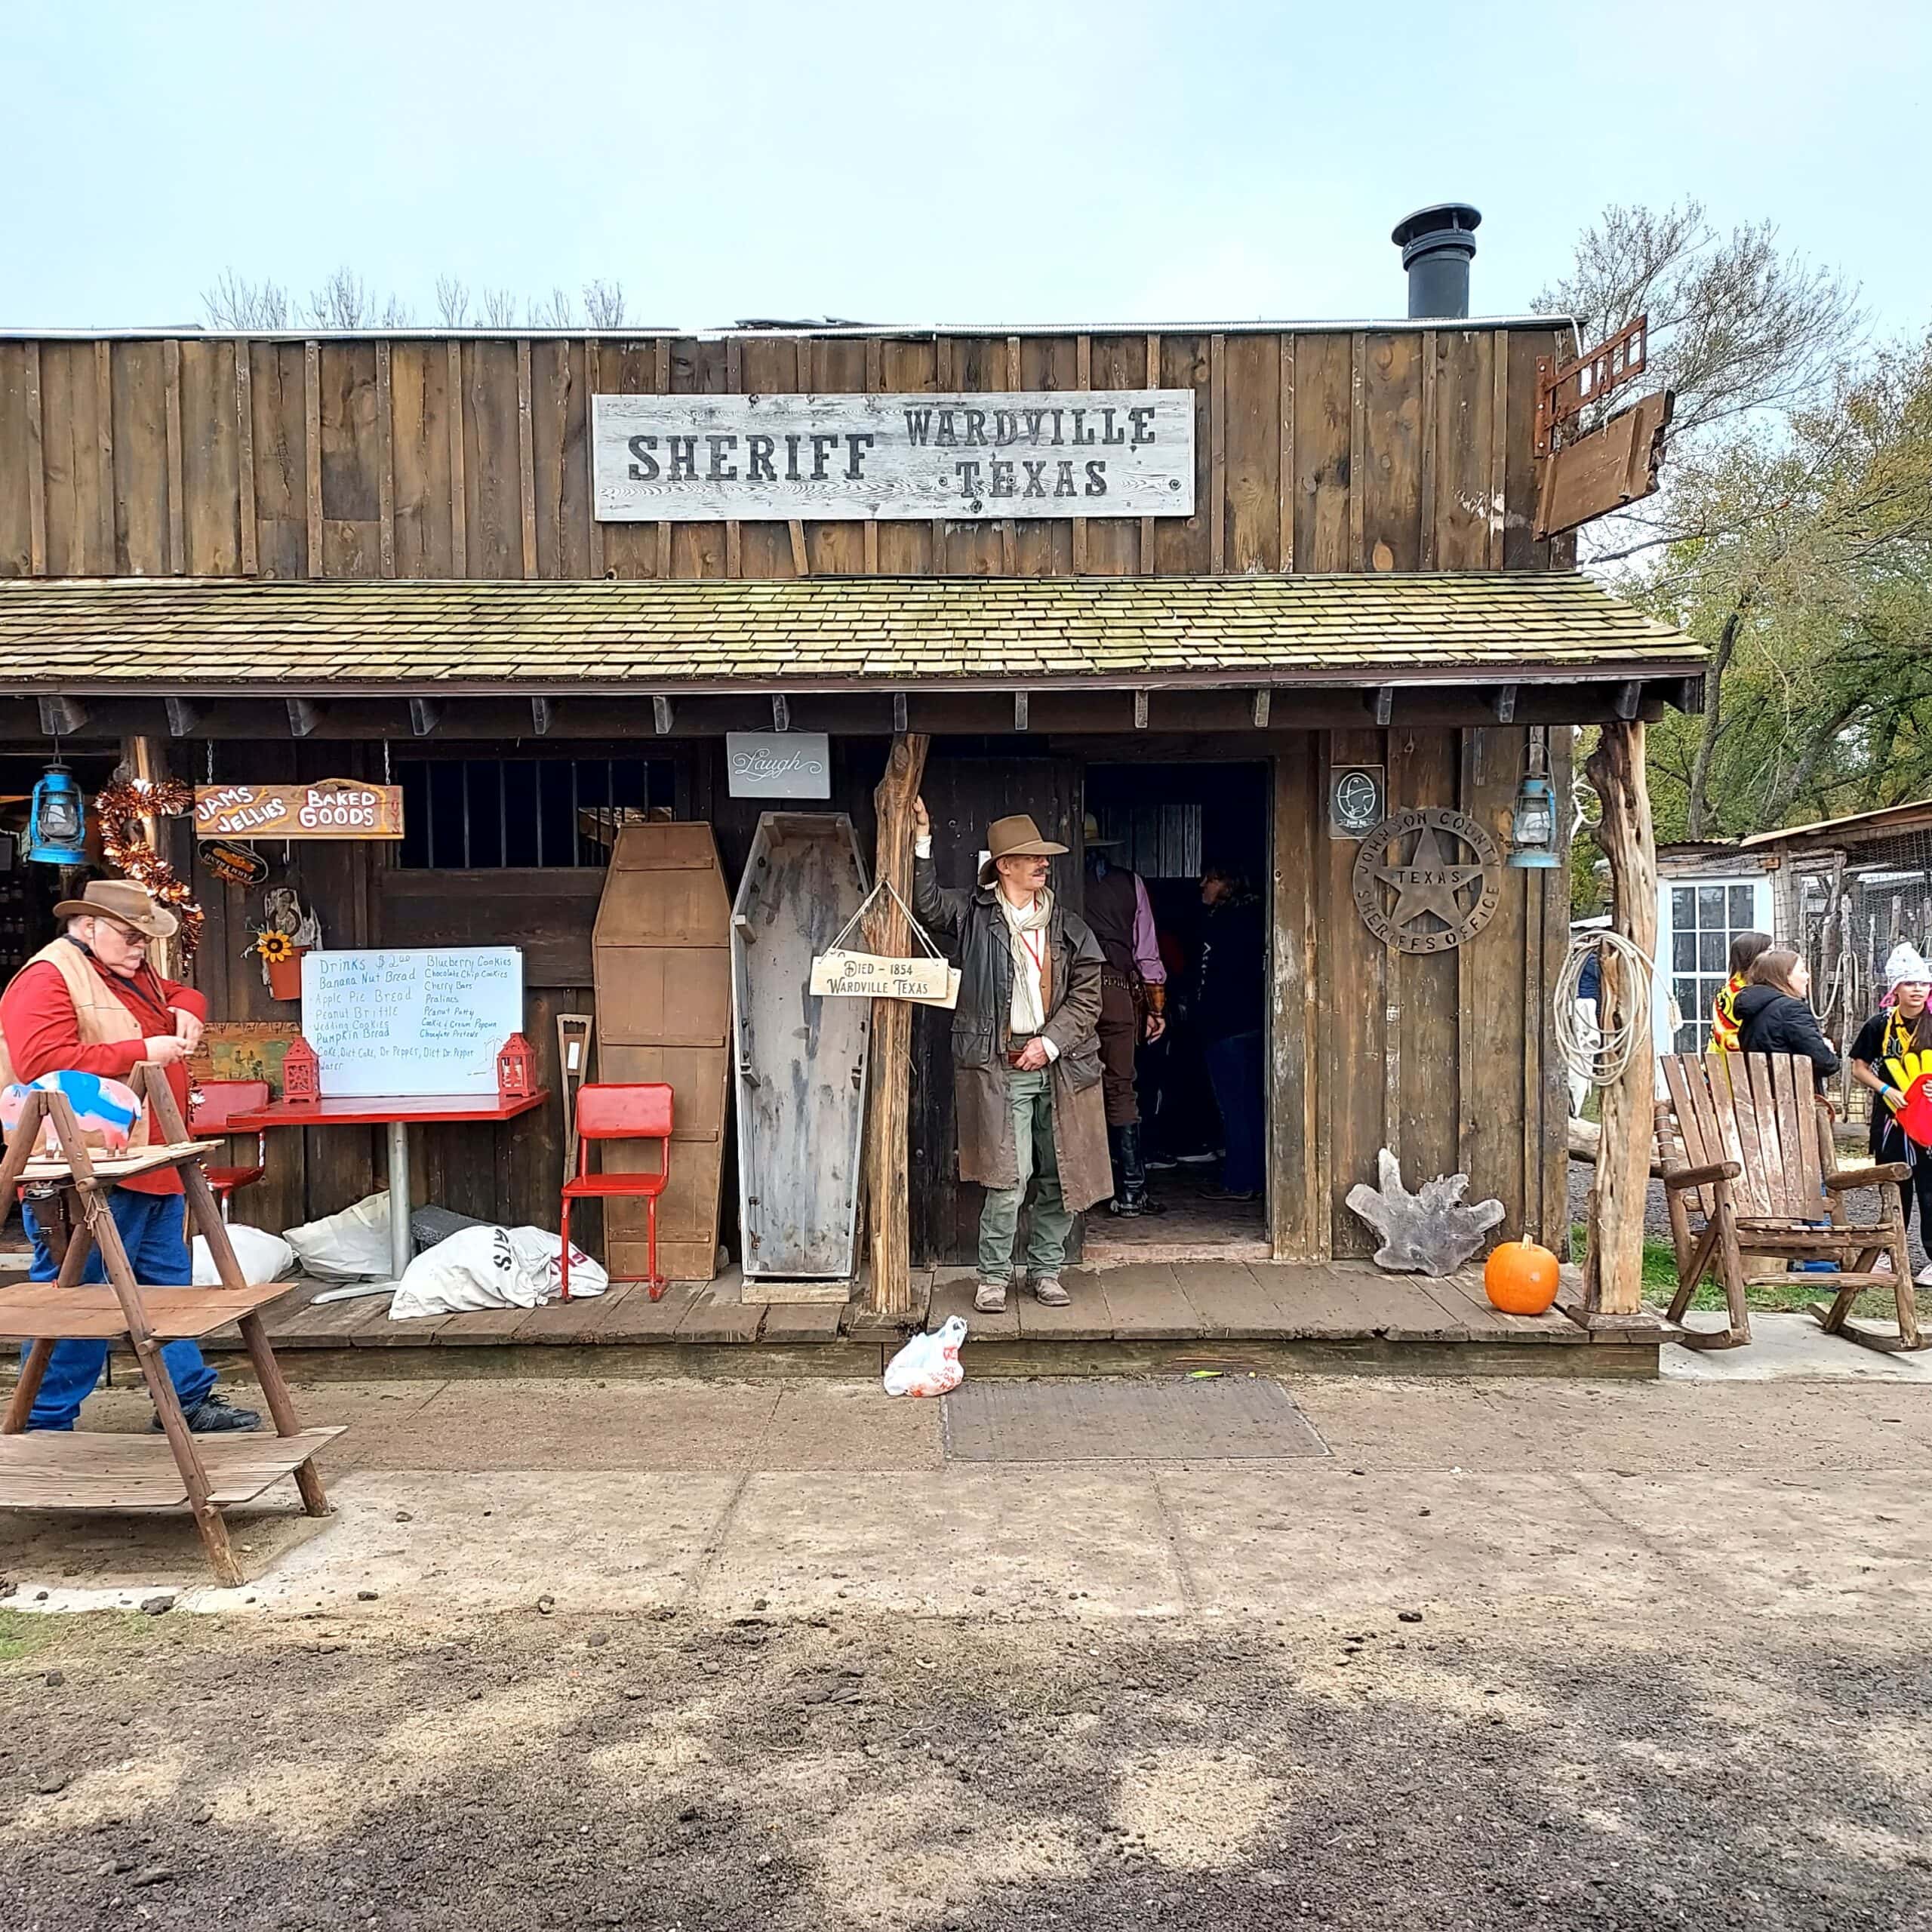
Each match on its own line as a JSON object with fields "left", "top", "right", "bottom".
{"left": 977, "top": 1065, "right": 1074, "bottom": 1279}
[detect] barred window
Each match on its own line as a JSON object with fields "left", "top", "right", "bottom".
{"left": 396, "top": 758, "right": 654, "bottom": 869}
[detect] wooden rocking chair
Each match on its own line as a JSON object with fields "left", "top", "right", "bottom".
{"left": 1654, "top": 1052, "right": 1920, "bottom": 1352}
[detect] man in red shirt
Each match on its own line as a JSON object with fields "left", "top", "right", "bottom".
{"left": 0, "top": 879, "right": 259, "bottom": 1433}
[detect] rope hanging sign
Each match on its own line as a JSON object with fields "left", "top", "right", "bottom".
{"left": 809, "top": 880, "right": 960, "bottom": 1009}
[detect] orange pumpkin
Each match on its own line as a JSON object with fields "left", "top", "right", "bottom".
{"left": 1484, "top": 1238, "right": 1560, "bottom": 1316}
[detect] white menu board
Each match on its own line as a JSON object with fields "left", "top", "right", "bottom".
{"left": 300, "top": 949, "right": 523, "bottom": 1098}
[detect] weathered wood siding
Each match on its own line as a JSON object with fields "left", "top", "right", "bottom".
{"left": 0, "top": 328, "right": 1576, "bottom": 582}
{"left": 1269, "top": 725, "right": 1570, "bottom": 1260}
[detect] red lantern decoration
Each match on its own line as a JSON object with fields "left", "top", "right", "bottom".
{"left": 281, "top": 1035, "right": 321, "bottom": 1106}
{"left": 497, "top": 1032, "right": 536, "bottom": 1101}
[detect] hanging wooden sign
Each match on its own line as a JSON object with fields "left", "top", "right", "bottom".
{"left": 1352, "top": 808, "right": 1503, "bottom": 954}
{"left": 809, "top": 880, "right": 961, "bottom": 1009}
{"left": 592, "top": 390, "right": 1197, "bottom": 521}
{"left": 194, "top": 781, "right": 405, "bottom": 841}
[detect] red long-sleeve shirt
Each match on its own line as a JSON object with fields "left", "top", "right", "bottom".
{"left": 1, "top": 950, "right": 208, "bottom": 1196}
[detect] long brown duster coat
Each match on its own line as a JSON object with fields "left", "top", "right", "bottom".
{"left": 913, "top": 856, "right": 1112, "bottom": 1212}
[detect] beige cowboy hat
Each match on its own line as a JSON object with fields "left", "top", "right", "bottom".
{"left": 53, "top": 878, "right": 179, "bottom": 940}
{"left": 978, "top": 814, "right": 1069, "bottom": 888}
{"left": 1081, "top": 812, "right": 1123, "bottom": 849}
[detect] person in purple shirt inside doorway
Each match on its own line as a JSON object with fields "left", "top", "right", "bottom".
{"left": 1081, "top": 815, "right": 1168, "bottom": 1216}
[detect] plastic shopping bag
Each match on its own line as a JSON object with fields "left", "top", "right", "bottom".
{"left": 192, "top": 1223, "right": 295, "bottom": 1286}
{"left": 882, "top": 1315, "right": 968, "bottom": 1397}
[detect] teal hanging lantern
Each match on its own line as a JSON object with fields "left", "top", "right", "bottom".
{"left": 27, "top": 761, "right": 87, "bottom": 865}
{"left": 1509, "top": 734, "right": 1560, "bottom": 870}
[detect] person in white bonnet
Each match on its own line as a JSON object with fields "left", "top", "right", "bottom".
{"left": 1848, "top": 940, "right": 1932, "bottom": 1284}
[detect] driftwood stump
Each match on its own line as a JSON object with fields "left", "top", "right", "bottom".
{"left": 1346, "top": 1148, "right": 1505, "bottom": 1277}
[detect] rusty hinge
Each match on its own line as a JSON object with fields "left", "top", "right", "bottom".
{"left": 1534, "top": 314, "right": 1649, "bottom": 457}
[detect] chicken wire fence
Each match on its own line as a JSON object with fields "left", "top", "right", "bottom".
{"left": 1796, "top": 828, "right": 1932, "bottom": 1123}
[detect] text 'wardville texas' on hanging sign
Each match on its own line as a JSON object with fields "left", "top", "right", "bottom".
{"left": 591, "top": 392, "right": 1197, "bottom": 521}
{"left": 194, "top": 782, "right": 405, "bottom": 841}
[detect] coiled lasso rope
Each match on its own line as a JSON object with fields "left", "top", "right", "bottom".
{"left": 1553, "top": 928, "right": 1656, "bottom": 1090}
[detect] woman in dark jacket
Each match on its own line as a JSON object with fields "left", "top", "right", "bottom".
{"left": 1731, "top": 946, "right": 1840, "bottom": 1087}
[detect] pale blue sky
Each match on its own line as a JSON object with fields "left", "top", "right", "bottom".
{"left": 8, "top": 0, "right": 1929, "bottom": 336}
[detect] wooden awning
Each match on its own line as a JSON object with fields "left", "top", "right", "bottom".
{"left": 0, "top": 571, "right": 1700, "bottom": 697}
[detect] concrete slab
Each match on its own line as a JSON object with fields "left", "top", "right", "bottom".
{"left": 700, "top": 1467, "right": 1190, "bottom": 1617}
{"left": 234, "top": 1469, "right": 741, "bottom": 1613}
{"left": 1576, "top": 1469, "right": 1932, "bottom": 1617}
{"left": 1156, "top": 1466, "right": 1666, "bottom": 1616}
{"left": 1661, "top": 1311, "right": 1932, "bottom": 1382}
{"left": 758, "top": 1381, "right": 944, "bottom": 1471}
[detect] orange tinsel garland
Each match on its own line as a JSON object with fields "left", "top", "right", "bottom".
{"left": 94, "top": 776, "right": 204, "bottom": 958}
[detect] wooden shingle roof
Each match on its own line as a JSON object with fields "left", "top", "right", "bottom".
{"left": 0, "top": 572, "right": 1699, "bottom": 694}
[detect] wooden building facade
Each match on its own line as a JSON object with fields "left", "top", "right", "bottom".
{"left": 0, "top": 320, "right": 1701, "bottom": 1274}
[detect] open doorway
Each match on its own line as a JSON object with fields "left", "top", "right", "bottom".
{"left": 1080, "top": 761, "right": 1271, "bottom": 1263}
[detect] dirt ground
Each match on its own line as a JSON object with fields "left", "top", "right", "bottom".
{"left": 3, "top": 1371, "right": 1932, "bottom": 1929}
{"left": 3, "top": 1600, "right": 1928, "bottom": 1930}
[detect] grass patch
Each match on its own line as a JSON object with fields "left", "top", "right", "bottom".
{"left": 0, "top": 1608, "right": 58, "bottom": 1666}
{"left": 1569, "top": 1225, "right": 1871, "bottom": 1313}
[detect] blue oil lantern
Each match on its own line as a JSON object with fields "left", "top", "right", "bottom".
{"left": 27, "top": 761, "right": 88, "bottom": 865}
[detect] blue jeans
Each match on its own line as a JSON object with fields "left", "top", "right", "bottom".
{"left": 1204, "top": 1031, "right": 1266, "bottom": 1195}
{"left": 20, "top": 1190, "right": 217, "bottom": 1431}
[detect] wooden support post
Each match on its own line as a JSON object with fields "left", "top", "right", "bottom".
{"left": 124, "top": 737, "right": 182, "bottom": 980}
{"left": 1584, "top": 719, "right": 1658, "bottom": 1315}
{"left": 863, "top": 733, "right": 930, "bottom": 1315}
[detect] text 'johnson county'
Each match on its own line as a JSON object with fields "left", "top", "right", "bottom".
{"left": 626, "top": 405, "right": 1164, "bottom": 503}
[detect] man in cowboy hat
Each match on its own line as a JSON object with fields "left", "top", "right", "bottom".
{"left": 0, "top": 879, "right": 260, "bottom": 1433}
{"left": 912, "top": 800, "right": 1111, "bottom": 1312}
{"left": 1081, "top": 813, "right": 1168, "bottom": 1217}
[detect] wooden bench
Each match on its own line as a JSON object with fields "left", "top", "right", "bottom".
{"left": 1654, "top": 1051, "right": 1920, "bottom": 1352}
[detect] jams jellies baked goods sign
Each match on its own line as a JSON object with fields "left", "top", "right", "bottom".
{"left": 195, "top": 781, "right": 405, "bottom": 841}
{"left": 592, "top": 391, "right": 1196, "bottom": 521}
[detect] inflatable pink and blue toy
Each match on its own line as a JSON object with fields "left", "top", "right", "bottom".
{"left": 0, "top": 1071, "right": 143, "bottom": 1155}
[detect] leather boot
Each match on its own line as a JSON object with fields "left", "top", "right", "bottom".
{"left": 1109, "top": 1122, "right": 1166, "bottom": 1217}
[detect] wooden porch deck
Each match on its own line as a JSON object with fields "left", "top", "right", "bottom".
{"left": 162, "top": 1260, "right": 1657, "bottom": 1380}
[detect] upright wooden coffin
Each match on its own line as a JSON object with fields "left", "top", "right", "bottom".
{"left": 731, "top": 813, "right": 872, "bottom": 1280}
{"left": 592, "top": 823, "right": 731, "bottom": 1283}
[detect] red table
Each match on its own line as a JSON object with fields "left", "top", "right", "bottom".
{"left": 227, "top": 1091, "right": 550, "bottom": 1282}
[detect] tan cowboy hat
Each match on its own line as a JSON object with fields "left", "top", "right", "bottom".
{"left": 978, "top": 814, "right": 1069, "bottom": 888}
{"left": 1081, "top": 812, "right": 1123, "bottom": 849}
{"left": 53, "top": 878, "right": 179, "bottom": 940}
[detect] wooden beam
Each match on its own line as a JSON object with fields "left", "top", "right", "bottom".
{"left": 375, "top": 340, "right": 396, "bottom": 578}
{"left": 286, "top": 698, "right": 319, "bottom": 738}
{"left": 94, "top": 342, "right": 114, "bottom": 570}
{"left": 1072, "top": 335, "right": 1091, "bottom": 575}
{"left": 1014, "top": 691, "right": 1029, "bottom": 733}
{"left": 892, "top": 693, "right": 909, "bottom": 734}
{"left": 38, "top": 697, "right": 86, "bottom": 737}
{"left": 1251, "top": 689, "right": 1272, "bottom": 729}
{"left": 1491, "top": 685, "right": 1518, "bottom": 724}
{"left": 653, "top": 696, "right": 674, "bottom": 736}
{"left": 163, "top": 697, "right": 199, "bottom": 738}
{"left": 408, "top": 698, "right": 441, "bottom": 738}
{"left": 1133, "top": 690, "right": 1150, "bottom": 731}
{"left": 771, "top": 694, "right": 790, "bottom": 733}
{"left": 1583, "top": 719, "right": 1658, "bottom": 1317}
{"left": 515, "top": 339, "right": 538, "bottom": 579}
{"left": 1277, "top": 336, "right": 1295, "bottom": 574}
{"left": 162, "top": 339, "right": 186, "bottom": 574}
{"left": 23, "top": 342, "right": 45, "bottom": 576}
{"left": 1369, "top": 687, "right": 1395, "bottom": 726}
{"left": 303, "top": 340, "right": 323, "bottom": 577}
{"left": 447, "top": 340, "right": 467, "bottom": 574}
{"left": 863, "top": 731, "right": 931, "bottom": 1316}
{"left": 1613, "top": 680, "right": 1642, "bottom": 720}
{"left": 529, "top": 697, "right": 553, "bottom": 737}
{"left": 235, "top": 340, "right": 257, "bottom": 576}
{"left": 1140, "top": 331, "right": 1160, "bottom": 574}
{"left": 1209, "top": 332, "right": 1227, "bottom": 574}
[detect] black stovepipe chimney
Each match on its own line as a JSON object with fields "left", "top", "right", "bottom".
{"left": 1390, "top": 202, "right": 1482, "bottom": 318}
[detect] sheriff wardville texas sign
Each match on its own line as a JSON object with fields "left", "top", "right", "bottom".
{"left": 591, "top": 390, "right": 1195, "bottom": 521}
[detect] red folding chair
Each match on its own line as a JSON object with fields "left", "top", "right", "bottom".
{"left": 189, "top": 1078, "right": 270, "bottom": 1221}
{"left": 560, "top": 1083, "right": 673, "bottom": 1301}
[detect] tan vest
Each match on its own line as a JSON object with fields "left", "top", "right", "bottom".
{"left": 0, "top": 940, "right": 155, "bottom": 1152}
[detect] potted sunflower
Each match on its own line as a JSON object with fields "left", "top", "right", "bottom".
{"left": 248, "top": 887, "right": 321, "bottom": 999}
